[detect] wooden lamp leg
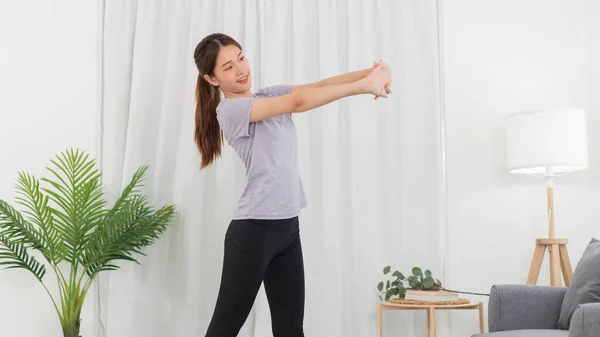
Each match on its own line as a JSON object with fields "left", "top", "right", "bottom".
{"left": 549, "top": 244, "right": 562, "bottom": 286}
{"left": 548, "top": 185, "right": 555, "bottom": 239}
{"left": 527, "top": 244, "right": 546, "bottom": 284}
{"left": 526, "top": 181, "right": 573, "bottom": 287}
{"left": 559, "top": 244, "right": 573, "bottom": 286}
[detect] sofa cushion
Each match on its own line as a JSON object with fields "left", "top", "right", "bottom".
{"left": 558, "top": 238, "right": 600, "bottom": 330}
{"left": 471, "top": 329, "right": 568, "bottom": 337}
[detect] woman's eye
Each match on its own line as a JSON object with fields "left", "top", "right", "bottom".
{"left": 240, "top": 56, "right": 245, "bottom": 60}
{"left": 226, "top": 66, "right": 232, "bottom": 70}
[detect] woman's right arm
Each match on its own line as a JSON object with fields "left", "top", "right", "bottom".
{"left": 249, "top": 65, "right": 389, "bottom": 123}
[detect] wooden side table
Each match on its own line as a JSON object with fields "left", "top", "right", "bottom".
{"left": 377, "top": 301, "right": 484, "bottom": 337}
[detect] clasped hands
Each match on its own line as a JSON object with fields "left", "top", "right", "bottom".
{"left": 366, "top": 59, "right": 392, "bottom": 100}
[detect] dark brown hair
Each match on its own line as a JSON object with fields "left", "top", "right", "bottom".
{"left": 193, "top": 33, "right": 242, "bottom": 169}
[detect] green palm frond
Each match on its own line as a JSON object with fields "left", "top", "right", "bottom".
{"left": 82, "top": 166, "right": 175, "bottom": 276}
{"left": 83, "top": 201, "right": 175, "bottom": 276}
{"left": 14, "top": 172, "right": 65, "bottom": 264}
{"left": 0, "top": 233, "right": 46, "bottom": 280}
{"left": 100, "top": 164, "right": 147, "bottom": 221}
{"left": 40, "top": 149, "right": 107, "bottom": 264}
{"left": 0, "top": 148, "right": 176, "bottom": 337}
{"left": 0, "top": 200, "right": 46, "bottom": 253}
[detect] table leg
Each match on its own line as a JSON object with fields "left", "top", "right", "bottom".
{"left": 478, "top": 302, "right": 484, "bottom": 333}
{"left": 428, "top": 307, "right": 436, "bottom": 337}
{"left": 377, "top": 302, "right": 383, "bottom": 337}
{"left": 426, "top": 308, "right": 430, "bottom": 337}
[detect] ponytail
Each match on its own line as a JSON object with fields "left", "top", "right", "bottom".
{"left": 194, "top": 73, "right": 222, "bottom": 169}
{"left": 193, "top": 32, "right": 242, "bottom": 169}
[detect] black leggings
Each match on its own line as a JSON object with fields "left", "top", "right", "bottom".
{"left": 205, "top": 217, "right": 305, "bottom": 337}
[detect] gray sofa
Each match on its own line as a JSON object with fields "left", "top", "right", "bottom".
{"left": 471, "top": 284, "right": 600, "bottom": 337}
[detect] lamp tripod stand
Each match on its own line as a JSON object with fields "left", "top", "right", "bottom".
{"left": 526, "top": 176, "right": 574, "bottom": 287}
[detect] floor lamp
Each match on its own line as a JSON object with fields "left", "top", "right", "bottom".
{"left": 504, "top": 107, "right": 589, "bottom": 287}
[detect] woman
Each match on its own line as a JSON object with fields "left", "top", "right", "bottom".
{"left": 193, "top": 33, "right": 391, "bottom": 337}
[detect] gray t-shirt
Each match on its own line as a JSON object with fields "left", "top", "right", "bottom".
{"left": 216, "top": 85, "right": 307, "bottom": 220}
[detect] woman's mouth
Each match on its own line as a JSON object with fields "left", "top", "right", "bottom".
{"left": 237, "top": 75, "right": 248, "bottom": 84}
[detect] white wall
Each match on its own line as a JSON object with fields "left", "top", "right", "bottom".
{"left": 442, "top": 0, "right": 600, "bottom": 334}
{"left": 0, "top": 1, "right": 100, "bottom": 336}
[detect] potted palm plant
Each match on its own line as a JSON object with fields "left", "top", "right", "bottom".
{"left": 0, "top": 148, "right": 176, "bottom": 337}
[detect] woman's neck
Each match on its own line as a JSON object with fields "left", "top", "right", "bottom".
{"left": 223, "top": 90, "right": 254, "bottom": 99}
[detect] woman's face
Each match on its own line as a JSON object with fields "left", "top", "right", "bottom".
{"left": 204, "top": 44, "right": 251, "bottom": 95}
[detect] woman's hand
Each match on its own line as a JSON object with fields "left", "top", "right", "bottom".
{"left": 360, "top": 64, "right": 391, "bottom": 99}
{"left": 370, "top": 59, "right": 392, "bottom": 100}
{"left": 360, "top": 61, "right": 392, "bottom": 99}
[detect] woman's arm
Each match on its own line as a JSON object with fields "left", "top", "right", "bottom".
{"left": 249, "top": 65, "right": 389, "bottom": 122}
{"left": 291, "top": 67, "right": 375, "bottom": 92}
{"left": 291, "top": 59, "right": 391, "bottom": 95}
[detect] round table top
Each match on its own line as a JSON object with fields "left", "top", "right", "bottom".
{"left": 381, "top": 301, "right": 481, "bottom": 309}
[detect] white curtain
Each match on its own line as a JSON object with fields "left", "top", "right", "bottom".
{"left": 97, "top": 0, "right": 445, "bottom": 336}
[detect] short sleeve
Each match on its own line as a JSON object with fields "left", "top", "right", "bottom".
{"left": 216, "top": 98, "right": 254, "bottom": 144}
{"left": 264, "top": 85, "right": 292, "bottom": 97}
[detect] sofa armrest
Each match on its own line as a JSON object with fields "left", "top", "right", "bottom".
{"left": 489, "top": 284, "right": 566, "bottom": 332}
{"left": 569, "top": 303, "right": 600, "bottom": 337}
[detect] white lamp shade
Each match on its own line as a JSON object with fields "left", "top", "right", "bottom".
{"left": 504, "top": 108, "right": 589, "bottom": 175}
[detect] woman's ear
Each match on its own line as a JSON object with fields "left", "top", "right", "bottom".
{"left": 203, "top": 74, "right": 219, "bottom": 87}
